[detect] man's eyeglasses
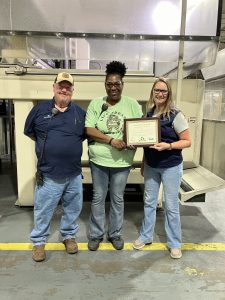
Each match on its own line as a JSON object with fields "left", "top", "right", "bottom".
{"left": 105, "top": 81, "right": 123, "bottom": 89}
{"left": 55, "top": 84, "right": 73, "bottom": 93}
{"left": 153, "top": 89, "right": 168, "bottom": 95}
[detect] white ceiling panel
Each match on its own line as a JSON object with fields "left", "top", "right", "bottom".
{"left": 2, "top": 0, "right": 217, "bottom": 36}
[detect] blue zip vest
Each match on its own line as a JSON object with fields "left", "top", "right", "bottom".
{"left": 144, "top": 107, "right": 182, "bottom": 168}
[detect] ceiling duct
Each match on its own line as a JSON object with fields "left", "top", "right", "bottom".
{"left": 0, "top": 0, "right": 221, "bottom": 76}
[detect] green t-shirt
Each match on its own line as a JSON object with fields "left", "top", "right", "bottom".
{"left": 85, "top": 95, "right": 143, "bottom": 167}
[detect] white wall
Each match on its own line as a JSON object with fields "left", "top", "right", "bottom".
{"left": 200, "top": 120, "right": 225, "bottom": 180}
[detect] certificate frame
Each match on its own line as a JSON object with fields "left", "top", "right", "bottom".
{"left": 124, "top": 117, "right": 161, "bottom": 147}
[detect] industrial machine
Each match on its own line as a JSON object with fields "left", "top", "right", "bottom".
{"left": 0, "top": 67, "right": 224, "bottom": 206}
{"left": 0, "top": 0, "right": 224, "bottom": 205}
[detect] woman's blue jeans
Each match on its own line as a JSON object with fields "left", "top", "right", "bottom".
{"left": 89, "top": 161, "right": 130, "bottom": 239}
{"left": 30, "top": 174, "right": 83, "bottom": 246}
{"left": 139, "top": 162, "right": 183, "bottom": 248}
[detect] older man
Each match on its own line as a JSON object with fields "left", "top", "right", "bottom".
{"left": 24, "top": 72, "right": 86, "bottom": 262}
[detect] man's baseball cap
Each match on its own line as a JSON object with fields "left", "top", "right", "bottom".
{"left": 54, "top": 72, "right": 74, "bottom": 85}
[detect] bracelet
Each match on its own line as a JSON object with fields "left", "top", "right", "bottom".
{"left": 109, "top": 138, "right": 114, "bottom": 145}
{"left": 168, "top": 143, "right": 172, "bottom": 150}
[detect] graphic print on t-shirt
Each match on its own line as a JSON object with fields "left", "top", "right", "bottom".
{"left": 98, "top": 111, "right": 124, "bottom": 134}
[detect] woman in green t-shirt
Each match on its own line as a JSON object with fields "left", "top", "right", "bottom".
{"left": 85, "top": 61, "right": 142, "bottom": 251}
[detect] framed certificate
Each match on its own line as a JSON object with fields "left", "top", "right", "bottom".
{"left": 124, "top": 117, "right": 161, "bottom": 147}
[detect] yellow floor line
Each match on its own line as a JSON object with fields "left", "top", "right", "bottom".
{"left": 0, "top": 243, "right": 225, "bottom": 251}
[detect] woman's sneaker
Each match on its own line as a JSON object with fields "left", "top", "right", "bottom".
{"left": 170, "top": 248, "right": 182, "bottom": 259}
{"left": 132, "top": 239, "right": 151, "bottom": 250}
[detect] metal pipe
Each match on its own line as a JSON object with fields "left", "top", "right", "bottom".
{"left": 64, "top": 38, "right": 69, "bottom": 69}
{"left": 176, "top": 0, "right": 187, "bottom": 107}
{"left": 4, "top": 70, "right": 154, "bottom": 77}
{"left": 205, "top": 74, "right": 225, "bottom": 82}
{"left": 0, "top": 30, "right": 218, "bottom": 41}
{"left": 7, "top": 100, "right": 14, "bottom": 164}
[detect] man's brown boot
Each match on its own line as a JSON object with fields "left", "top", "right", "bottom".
{"left": 32, "top": 245, "right": 46, "bottom": 262}
{"left": 63, "top": 238, "right": 78, "bottom": 254}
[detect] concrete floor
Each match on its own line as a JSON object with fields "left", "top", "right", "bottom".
{"left": 1, "top": 160, "right": 225, "bottom": 300}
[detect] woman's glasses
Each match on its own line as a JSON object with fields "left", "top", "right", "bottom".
{"left": 105, "top": 81, "right": 122, "bottom": 89}
{"left": 153, "top": 89, "right": 168, "bottom": 95}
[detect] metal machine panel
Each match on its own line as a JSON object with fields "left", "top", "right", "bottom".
{"left": 0, "top": 69, "right": 224, "bottom": 205}
{"left": 180, "top": 166, "right": 225, "bottom": 202}
{"left": 0, "top": 0, "right": 10, "bottom": 30}
{"left": 10, "top": 0, "right": 182, "bottom": 34}
{"left": 4, "top": 0, "right": 218, "bottom": 36}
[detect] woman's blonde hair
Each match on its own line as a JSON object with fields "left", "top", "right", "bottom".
{"left": 146, "top": 77, "right": 174, "bottom": 118}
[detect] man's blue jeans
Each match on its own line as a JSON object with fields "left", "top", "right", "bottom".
{"left": 30, "top": 174, "right": 83, "bottom": 246}
{"left": 139, "top": 162, "right": 183, "bottom": 249}
{"left": 89, "top": 161, "right": 130, "bottom": 239}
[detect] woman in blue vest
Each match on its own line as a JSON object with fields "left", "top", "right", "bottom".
{"left": 133, "top": 77, "right": 191, "bottom": 259}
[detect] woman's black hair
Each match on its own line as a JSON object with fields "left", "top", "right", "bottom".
{"left": 105, "top": 61, "right": 127, "bottom": 78}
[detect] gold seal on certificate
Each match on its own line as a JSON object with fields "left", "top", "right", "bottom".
{"left": 124, "top": 118, "right": 161, "bottom": 147}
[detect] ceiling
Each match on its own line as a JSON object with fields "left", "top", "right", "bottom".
{"left": 0, "top": 0, "right": 222, "bottom": 78}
